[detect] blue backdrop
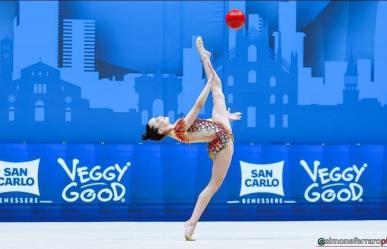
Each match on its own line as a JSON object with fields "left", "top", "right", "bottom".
{"left": 0, "top": 1, "right": 386, "bottom": 143}
{"left": 0, "top": 1, "right": 387, "bottom": 221}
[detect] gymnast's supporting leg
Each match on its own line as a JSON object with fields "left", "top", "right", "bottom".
{"left": 184, "top": 144, "right": 233, "bottom": 240}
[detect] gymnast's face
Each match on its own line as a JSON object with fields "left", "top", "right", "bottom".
{"left": 148, "top": 116, "right": 170, "bottom": 134}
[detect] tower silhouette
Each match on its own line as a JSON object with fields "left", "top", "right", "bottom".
{"left": 61, "top": 19, "right": 96, "bottom": 72}
{"left": 343, "top": 51, "right": 359, "bottom": 105}
{"left": 0, "top": 38, "right": 13, "bottom": 83}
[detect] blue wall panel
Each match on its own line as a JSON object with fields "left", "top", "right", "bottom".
{"left": 0, "top": 143, "right": 385, "bottom": 221}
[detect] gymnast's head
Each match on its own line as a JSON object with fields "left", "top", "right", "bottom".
{"left": 142, "top": 116, "right": 170, "bottom": 141}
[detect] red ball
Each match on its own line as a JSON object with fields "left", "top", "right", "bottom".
{"left": 226, "top": 9, "right": 246, "bottom": 29}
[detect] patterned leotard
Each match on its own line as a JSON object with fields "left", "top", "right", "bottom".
{"left": 172, "top": 118, "right": 233, "bottom": 160}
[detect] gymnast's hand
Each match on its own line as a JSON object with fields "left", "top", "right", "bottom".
{"left": 228, "top": 108, "right": 242, "bottom": 121}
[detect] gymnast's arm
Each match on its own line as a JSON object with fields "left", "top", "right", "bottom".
{"left": 206, "top": 110, "right": 242, "bottom": 122}
{"left": 184, "top": 74, "right": 214, "bottom": 129}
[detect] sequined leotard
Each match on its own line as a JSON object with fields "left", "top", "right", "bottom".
{"left": 172, "top": 118, "right": 233, "bottom": 160}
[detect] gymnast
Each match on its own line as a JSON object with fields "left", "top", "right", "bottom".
{"left": 142, "top": 36, "right": 241, "bottom": 241}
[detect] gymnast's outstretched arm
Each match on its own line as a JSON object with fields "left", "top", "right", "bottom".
{"left": 183, "top": 70, "right": 214, "bottom": 129}
{"left": 205, "top": 110, "right": 242, "bottom": 122}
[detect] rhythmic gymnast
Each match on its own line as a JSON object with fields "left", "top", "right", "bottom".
{"left": 142, "top": 36, "right": 241, "bottom": 241}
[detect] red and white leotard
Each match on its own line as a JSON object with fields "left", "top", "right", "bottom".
{"left": 172, "top": 118, "right": 233, "bottom": 160}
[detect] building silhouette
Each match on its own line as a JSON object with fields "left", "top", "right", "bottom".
{"left": 224, "top": 14, "right": 298, "bottom": 142}
{"left": 13, "top": 1, "right": 58, "bottom": 79}
{"left": 62, "top": 19, "right": 96, "bottom": 72}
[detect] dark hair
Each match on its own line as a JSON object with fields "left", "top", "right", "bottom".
{"left": 142, "top": 124, "right": 166, "bottom": 141}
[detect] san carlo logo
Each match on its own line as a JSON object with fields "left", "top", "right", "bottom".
{"left": 0, "top": 159, "right": 52, "bottom": 204}
{"left": 300, "top": 160, "right": 367, "bottom": 203}
{"left": 57, "top": 158, "right": 131, "bottom": 203}
{"left": 227, "top": 160, "right": 296, "bottom": 205}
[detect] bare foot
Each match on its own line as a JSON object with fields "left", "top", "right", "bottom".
{"left": 184, "top": 221, "right": 197, "bottom": 241}
{"left": 195, "top": 36, "right": 211, "bottom": 61}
